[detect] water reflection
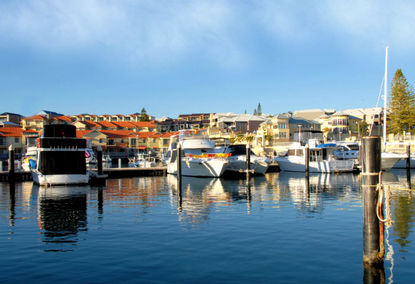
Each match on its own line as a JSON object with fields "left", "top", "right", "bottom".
{"left": 268, "top": 172, "right": 361, "bottom": 214}
{"left": 0, "top": 170, "right": 414, "bottom": 282}
{"left": 37, "top": 185, "right": 88, "bottom": 251}
{"left": 167, "top": 175, "right": 248, "bottom": 224}
{"left": 8, "top": 182, "right": 15, "bottom": 227}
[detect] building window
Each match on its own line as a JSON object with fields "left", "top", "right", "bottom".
{"left": 15, "top": 138, "right": 19, "bottom": 143}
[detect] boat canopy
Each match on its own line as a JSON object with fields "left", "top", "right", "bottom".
{"left": 316, "top": 143, "right": 337, "bottom": 148}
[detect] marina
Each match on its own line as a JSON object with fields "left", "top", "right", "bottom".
{"left": 1, "top": 170, "right": 414, "bottom": 283}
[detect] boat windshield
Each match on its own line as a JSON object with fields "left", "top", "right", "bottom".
{"left": 38, "top": 151, "right": 86, "bottom": 175}
{"left": 179, "top": 129, "right": 208, "bottom": 140}
{"left": 227, "top": 145, "right": 255, "bottom": 156}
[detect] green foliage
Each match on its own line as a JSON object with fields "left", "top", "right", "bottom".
{"left": 139, "top": 107, "right": 150, "bottom": 122}
{"left": 257, "top": 103, "right": 262, "bottom": 115}
{"left": 357, "top": 121, "right": 369, "bottom": 137}
{"left": 265, "top": 134, "right": 273, "bottom": 142}
{"left": 388, "top": 69, "right": 415, "bottom": 134}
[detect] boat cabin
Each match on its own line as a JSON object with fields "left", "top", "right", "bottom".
{"left": 37, "top": 125, "right": 87, "bottom": 175}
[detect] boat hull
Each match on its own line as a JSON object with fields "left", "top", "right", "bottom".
{"left": 31, "top": 170, "right": 89, "bottom": 186}
{"left": 391, "top": 156, "right": 415, "bottom": 169}
{"left": 225, "top": 158, "right": 269, "bottom": 175}
{"left": 275, "top": 157, "right": 355, "bottom": 173}
{"left": 381, "top": 152, "right": 406, "bottom": 171}
{"left": 167, "top": 159, "right": 228, "bottom": 177}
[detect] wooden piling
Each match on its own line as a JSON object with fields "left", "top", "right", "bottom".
{"left": 177, "top": 145, "right": 182, "bottom": 180}
{"left": 246, "top": 144, "right": 251, "bottom": 180}
{"left": 97, "top": 149, "right": 103, "bottom": 176}
{"left": 407, "top": 145, "right": 411, "bottom": 187}
{"left": 118, "top": 158, "right": 122, "bottom": 169}
{"left": 406, "top": 145, "right": 411, "bottom": 169}
{"left": 361, "top": 136, "right": 383, "bottom": 266}
{"left": 177, "top": 177, "right": 182, "bottom": 212}
{"left": 8, "top": 145, "right": 15, "bottom": 183}
{"left": 304, "top": 145, "right": 310, "bottom": 176}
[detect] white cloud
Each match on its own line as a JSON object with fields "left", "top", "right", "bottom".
{"left": 0, "top": 0, "right": 414, "bottom": 65}
{"left": 254, "top": 0, "right": 415, "bottom": 51}
{"left": 0, "top": 0, "right": 243, "bottom": 65}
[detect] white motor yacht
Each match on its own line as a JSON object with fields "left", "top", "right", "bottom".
{"left": 21, "top": 146, "right": 38, "bottom": 171}
{"left": 275, "top": 143, "right": 355, "bottom": 173}
{"left": 129, "top": 154, "right": 157, "bottom": 168}
{"left": 222, "top": 144, "right": 269, "bottom": 175}
{"left": 31, "top": 124, "right": 90, "bottom": 186}
{"left": 165, "top": 130, "right": 229, "bottom": 177}
{"left": 381, "top": 152, "right": 406, "bottom": 171}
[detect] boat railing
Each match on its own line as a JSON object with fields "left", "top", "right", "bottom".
{"left": 38, "top": 137, "right": 87, "bottom": 149}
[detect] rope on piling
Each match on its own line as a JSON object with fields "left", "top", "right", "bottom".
{"left": 377, "top": 172, "right": 393, "bottom": 228}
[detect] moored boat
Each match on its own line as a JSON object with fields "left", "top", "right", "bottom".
{"left": 166, "top": 130, "right": 229, "bottom": 177}
{"left": 21, "top": 146, "right": 38, "bottom": 171}
{"left": 31, "top": 124, "right": 90, "bottom": 186}
{"left": 222, "top": 144, "right": 269, "bottom": 175}
{"left": 275, "top": 143, "right": 355, "bottom": 173}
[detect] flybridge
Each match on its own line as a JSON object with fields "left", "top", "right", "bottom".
{"left": 38, "top": 124, "right": 86, "bottom": 149}
{"left": 38, "top": 138, "right": 86, "bottom": 149}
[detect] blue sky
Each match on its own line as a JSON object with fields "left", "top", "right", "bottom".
{"left": 1, "top": 0, "right": 414, "bottom": 118}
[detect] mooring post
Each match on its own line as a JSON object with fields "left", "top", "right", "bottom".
{"left": 406, "top": 145, "right": 411, "bottom": 169}
{"left": 246, "top": 143, "right": 251, "bottom": 180}
{"left": 361, "top": 136, "right": 383, "bottom": 266}
{"left": 9, "top": 181, "right": 16, "bottom": 226}
{"left": 98, "top": 186, "right": 104, "bottom": 216}
{"left": 97, "top": 147, "right": 103, "bottom": 176}
{"left": 305, "top": 145, "right": 310, "bottom": 176}
{"left": 177, "top": 145, "right": 182, "bottom": 180}
{"left": 118, "top": 158, "right": 122, "bottom": 169}
{"left": 8, "top": 145, "right": 15, "bottom": 183}
{"left": 177, "top": 177, "right": 182, "bottom": 212}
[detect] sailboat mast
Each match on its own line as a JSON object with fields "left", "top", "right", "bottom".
{"left": 383, "top": 46, "right": 389, "bottom": 147}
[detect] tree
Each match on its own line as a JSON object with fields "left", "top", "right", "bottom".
{"left": 357, "top": 121, "right": 369, "bottom": 137}
{"left": 253, "top": 109, "right": 257, "bottom": 115}
{"left": 139, "top": 107, "right": 150, "bottom": 122}
{"left": 257, "top": 103, "right": 262, "bottom": 115}
{"left": 388, "top": 69, "right": 415, "bottom": 134}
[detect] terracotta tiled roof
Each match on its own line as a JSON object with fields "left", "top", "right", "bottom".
{"left": 112, "top": 121, "right": 136, "bottom": 128}
{"left": 22, "top": 115, "right": 46, "bottom": 121}
{"left": 100, "top": 130, "right": 134, "bottom": 138}
{"left": 161, "top": 132, "right": 177, "bottom": 137}
{"left": 130, "top": 121, "right": 157, "bottom": 128}
{"left": 97, "top": 121, "right": 117, "bottom": 128}
{"left": 54, "top": 115, "right": 73, "bottom": 123}
{"left": 77, "top": 120, "right": 101, "bottom": 128}
{"left": 76, "top": 130, "right": 93, "bottom": 138}
{"left": 0, "top": 127, "right": 24, "bottom": 137}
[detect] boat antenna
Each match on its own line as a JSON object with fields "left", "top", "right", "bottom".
{"left": 383, "top": 46, "right": 389, "bottom": 148}
{"left": 369, "top": 76, "right": 384, "bottom": 136}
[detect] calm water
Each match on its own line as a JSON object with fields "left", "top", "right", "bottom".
{"left": 1, "top": 171, "right": 414, "bottom": 283}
